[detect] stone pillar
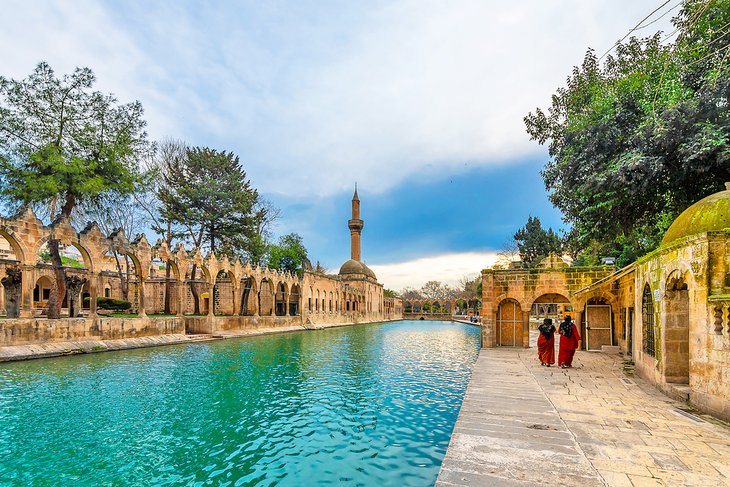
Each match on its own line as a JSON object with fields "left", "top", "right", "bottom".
{"left": 208, "top": 285, "right": 215, "bottom": 317}
{"left": 481, "top": 271, "right": 495, "bottom": 348}
{"left": 20, "top": 265, "right": 34, "bottom": 318}
{"left": 232, "top": 284, "right": 240, "bottom": 316}
{"left": 253, "top": 289, "right": 260, "bottom": 317}
{"left": 522, "top": 310, "right": 531, "bottom": 348}
{"left": 65, "top": 275, "right": 86, "bottom": 318}
{"left": 285, "top": 292, "right": 290, "bottom": 317}
{"left": 177, "top": 280, "right": 185, "bottom": 316}
{"left": 88, "top": 272, "right": 98, "bottom": 318}
{"left": 575, "top": 311, "right": 584, "bottom": 350}
{"left": 2, "top": 266, "right": 22, "bottom": 319}
{"left": 137, "top": 279, "right": 147, "bottom": 317}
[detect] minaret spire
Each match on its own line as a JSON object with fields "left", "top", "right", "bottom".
{"left": 348, "top": 185, "right": 363, "bottom": 261}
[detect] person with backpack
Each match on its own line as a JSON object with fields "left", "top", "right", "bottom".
{"left": 558, "top": 315, "right": 581, "bottom": 368}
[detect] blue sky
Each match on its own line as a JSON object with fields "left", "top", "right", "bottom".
{"left": 1, "top": 0, "right": 677, "bottom": 289}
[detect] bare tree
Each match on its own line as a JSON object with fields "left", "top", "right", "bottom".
{"left": 495, "top": 237, "right": 521, "bottom": 269}
{"left": 135, "top": 138, "right": 187, "bottom": 313}
{"left": 313, "top": 261, "right": 328, "bottom": 274}
{"left": 399, "top": 287, "right": 423, "bottom": 300}
{"left": 80, "top": 195, "right": 144, "bottom": 301}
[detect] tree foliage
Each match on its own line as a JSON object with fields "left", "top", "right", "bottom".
{"left": 0, "top": 62, "right": 149, "bottom": 318}
{"left": 513, "top": 216, "right": 562, "bottom": 267}
{"left": 267, "top": 233, "right": 308, "bottom": 275}
{"left": 524, "top": 0, "right": 730, "bottom": 266}
{"left": 0, "top": 62, "right": 148, "bottom": 219}
{"left": 160, "top": 146, "right": 259, "bottom": 258}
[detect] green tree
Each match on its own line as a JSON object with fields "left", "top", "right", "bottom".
{"left": 0, "top": 62, "right": 149, "bottom": 318}
{"left": 525, "top": 1, "right": 730, "bottom": 266}
{"left": 383, "top": 289, "right": 397, "bottom": 298}
{"left": 513, "top": 216, "right": 562, "bottom": 267}
{"left": 160, "top": 146, "right": 260, "bottom": 312}
{"left": 267, "top": 233, "right": 308, "bottom": 275}
{"left": 161, "top": 147, "right": 259, "bottom": 256}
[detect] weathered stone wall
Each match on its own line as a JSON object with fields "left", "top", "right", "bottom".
{"left": 0, "top": 316, "right": 184, "bottom": 346}
{"left": 633, "top": 232, "right": 730, "bottom": 420}
{"left": 481, "top": 263, "right": 616, "bottom": 348}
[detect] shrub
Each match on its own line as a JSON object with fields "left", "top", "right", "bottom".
{"left": 83, "top": 296, "right": 132, "bottom": 311}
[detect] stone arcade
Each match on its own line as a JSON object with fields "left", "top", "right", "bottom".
{"left": 0, "top": 189, "right": 402, "bottom": 347}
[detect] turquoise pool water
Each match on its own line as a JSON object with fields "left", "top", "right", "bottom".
{"left": 0, "top": 320, "right": 479, "bottom": 486}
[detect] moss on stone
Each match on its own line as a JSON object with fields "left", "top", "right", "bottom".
{"left": 662, "top": 189, "right": 730, "bottom": 246}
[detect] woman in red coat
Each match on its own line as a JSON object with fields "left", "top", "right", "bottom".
{"left": 537, "top": 318, "right": 556, "bottom": 366}
{"left": 558, "top": 315, "right": 581, "bottom": 368}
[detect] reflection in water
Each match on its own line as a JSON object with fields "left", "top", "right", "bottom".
{"left": 0, "top": 321, "right": 479, "bottom": 486}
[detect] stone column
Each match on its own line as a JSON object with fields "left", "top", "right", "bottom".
{"left": 20, "top": 265, "right": 34, "bottom": 318}
{"left": 88, "top": 272, "right": 98, "bottom": 318}
{"left": 137, "top": 279, "right": 147, "bottom": 317}
{"left": 232, "top": 284, "right": 240, "bottom": 316}
{"left": 285, "top": 292, "right": 290, "bottom": 317}
{"left": 208, "top": 285, "right": 215, "bottom": 317}
{"left": 177, "top": 280, "right": 185, "bottom": 317}
{"left": 575, "top": 311, "right": 584, "bottom": 350}
{"left": 2, "top": 266, "right": 23, "bottom": 319}
{"left": 522, "top": 310, "right": 531, "bottom": 348}
{"left": 65, "top": 275, "right": 86, "bottom": 318}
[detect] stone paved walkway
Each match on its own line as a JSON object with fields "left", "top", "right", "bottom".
{"left": 437, "top": 334, "right": 730, "bottom": 486}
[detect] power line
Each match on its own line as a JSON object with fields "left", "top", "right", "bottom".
{"left": 599, "top": 0, "right": 676, "bottom": 61}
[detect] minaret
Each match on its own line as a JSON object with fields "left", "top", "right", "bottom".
{"left": 348, "top": 185, "right": 364, "bottom": 261}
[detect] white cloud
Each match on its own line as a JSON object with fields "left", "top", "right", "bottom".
{"left": 0, "top": 0, "right": 677, "bottom": 198}
{"left": 368, "top": 251, "right": 498, "bottom": 290}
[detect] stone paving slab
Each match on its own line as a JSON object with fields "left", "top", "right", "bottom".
{"left": 437, "top": 334, "right": 730, "bottom": 486}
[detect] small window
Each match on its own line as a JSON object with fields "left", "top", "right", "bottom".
{"left": 104, "top": 287, "right": 111, "bottom": 298}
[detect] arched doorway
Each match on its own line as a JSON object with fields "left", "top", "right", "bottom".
{"left": 213, "top": 270, "right": 233, "bottom": 315}
{"left": 32, "top": 275, "right": 54, "bottom": 314}
{"left": 497, "top": 299, "right": 522, "bottom": 347}
{"left": 289, "top": 284, "right": 300, "bottom": 316}
{"left": 259, "top": 279, "right": 274, "bottom": 316}
{"left": 664, "top": 273, "right": 689, "bottom": 383}
{"left": 275, "top": 282, "right": 287, "bottom": 316}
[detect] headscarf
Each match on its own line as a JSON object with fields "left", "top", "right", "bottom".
{"left": 559, "top": 316, "right": 573, "bottom": 337}
{"left": 538, "top": 318, "right": 554, "bottom": 339}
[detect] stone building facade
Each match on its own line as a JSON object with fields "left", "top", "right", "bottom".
{"left": 481, "top": 184, "right": 730, "bottom": 421}
{"left": 0, "top": 190, "right": 402, "bottom": 347}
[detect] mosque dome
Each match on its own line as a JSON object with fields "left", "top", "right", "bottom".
{"left": 662, "top": 183, "right": 730, "bottom": 246}
{"left": 338, "top": 259, "right": 377, "bottom": 280}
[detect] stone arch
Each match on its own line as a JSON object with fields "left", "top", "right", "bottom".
{"left": 32, "top": 275, "right": 54, "bottom": 313}
{"left": 275, "top": 281, "right": 288, "bottom": 316}
{"left": 185, "top": 263, "right": 211, "bottom": 315}
{"left": 259, "top": 278, "right": 274, "bottom": 316}
{"left": 663, "top": 269, "right": 690, "bottom": 383}
{"left": 528, "top": 293, "right": 573, "bottom": 324}
{"left": 289, "top": 283, "right": 301, "bottom": 316}
{"left": 157, "top": 258, "right": 180, "bottom": 315}
{"left": 404, "top": 300, "right": 413, "bottom": 313}
{"left": 0, "top": 228, "right": 25, "bottom": 263}
{"left": 496, "top": 298, "right": 523, "bottom": 347}
{"left": 240, "top": 277, "right": 257, "bottom": 316}
{"left": 213, "top": 270, "right": 234, "bottom": 315}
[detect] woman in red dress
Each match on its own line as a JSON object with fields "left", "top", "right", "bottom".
{"left": 537, "top": 318, "right": 556, "bottom": 366}
{"left": 558, "top": 315, "right": 581, "bottom": 368}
